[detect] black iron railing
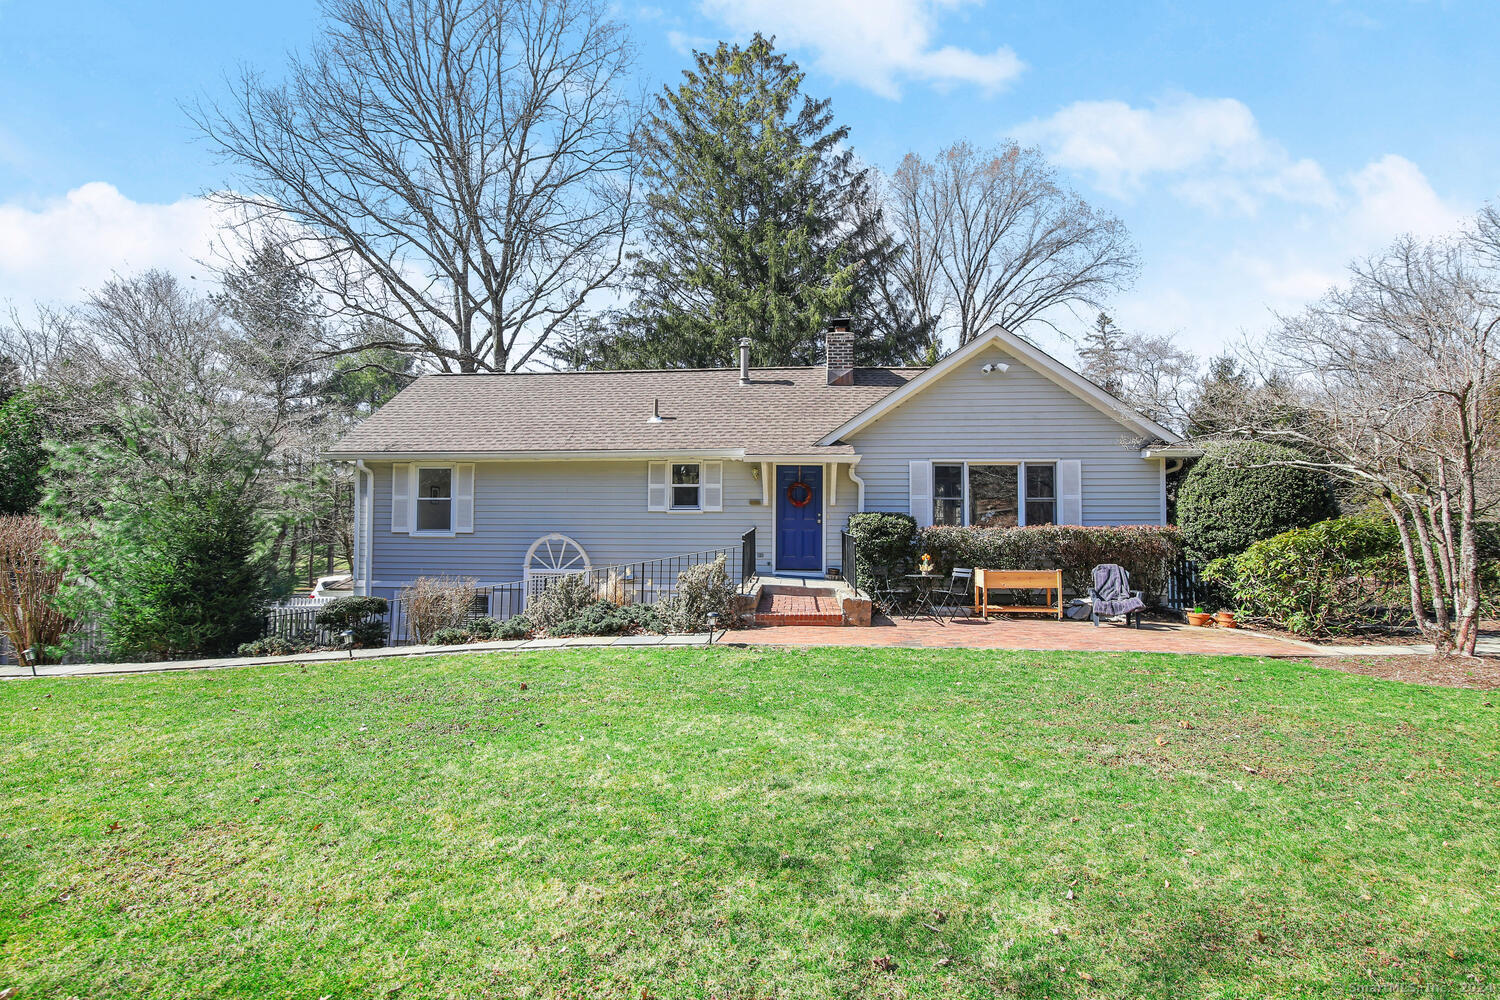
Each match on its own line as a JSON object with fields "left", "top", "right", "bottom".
{"left": 840, "top": 530, "right": 859, "bottom": 593}
{"left": 741, "top": 528, "right": 757, "bottom": 585}
{"left": 572, "top": 546, "right": 738, "bottom": 607}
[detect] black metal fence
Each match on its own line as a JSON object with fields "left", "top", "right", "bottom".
{"left": 1165, "top": 557, "right": 1204, "bottom": 611}
{"left": 741, "top": 528, "right": 757, "bottom": 585}
{"left": 566, "top": 545, "right": 741, "bottom": 607}
{"left": 840, "top": 530, "right": 859, "bottom": 593}
{"left": 261, "top": 583, "right": 529, "bottom": 648}
{"left": 260, "top": 546, "right": 743, "bottom": 649}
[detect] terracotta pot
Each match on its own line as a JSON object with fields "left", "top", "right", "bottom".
{"left": 1214, "top": 611, "right": 1238, "bottom": 629}
{"left": 1186, "top": 612, "right": 1213, "bottom": 627}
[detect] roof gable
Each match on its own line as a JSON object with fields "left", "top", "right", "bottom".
{"left": 816, "top": 326, "right": 1182, "bottom": 446}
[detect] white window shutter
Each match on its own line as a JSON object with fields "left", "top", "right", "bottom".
{"left": 647, "top": 461, "right": 669, "bottom": 511}
{"left": 908, "top": 461, "right": 933, "bottom": 527}
{"left": 702, "top": 461, "right": 723, "bottom": 511}
{"left": 391, "top": 463, "right": 412, "bottom": 533}
{"left": 454, "top": 464, "right": 475, "bottom": 533}
{"left": 1058, "top": 459, "right": 1083, "bottom": 525}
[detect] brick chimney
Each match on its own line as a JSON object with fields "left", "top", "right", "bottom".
{"left": 825, "top": 317, "right": 855, "bottom": 386}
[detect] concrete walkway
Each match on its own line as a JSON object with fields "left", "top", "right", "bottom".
{"left": 0, "top": 632, "right": 717, "bottom": 680}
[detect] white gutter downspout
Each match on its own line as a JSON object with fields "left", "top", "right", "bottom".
{"left": 846, "top": 463, "right": 867, "bottom": 512}
{"left": 355, "top": 460, "right": 373, "bottom": 596}
{"left": 1165, "top": 458, "right": 1185, "bottom": 475}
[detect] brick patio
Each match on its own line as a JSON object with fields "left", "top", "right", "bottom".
{"left": 740, "top": 612, "right": 1311, "bottom": 656}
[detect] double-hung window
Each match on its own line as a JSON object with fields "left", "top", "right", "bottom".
{"left": 671, "top": 463, "right": 701, "bottom": 510}
{"left": 416, "top": 466, "right": 453, "bottom": 532}
{"left": 1024, "top": 464, "right": 1057, "bottom": 526}
{"left": 931, "top": 462, "right": 1057, "bottom": 527}
{"left": 933, "top": 464, "right": 964, "bottom": 525}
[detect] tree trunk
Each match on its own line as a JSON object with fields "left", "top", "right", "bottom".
{"left": 1383, "top": 496, "right": 1451, "bottom": 653}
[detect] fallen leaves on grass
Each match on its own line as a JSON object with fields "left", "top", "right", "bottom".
{"left": 870, "top": 955, "right": 898, "bottom": 972}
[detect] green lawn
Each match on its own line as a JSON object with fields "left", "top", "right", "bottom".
{"left": 3, "top": 647, "right": 1496, "bottom": 998}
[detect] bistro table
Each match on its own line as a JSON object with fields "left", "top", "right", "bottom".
{"left": 902, "top": 572, "right": 945, "bottom": 622}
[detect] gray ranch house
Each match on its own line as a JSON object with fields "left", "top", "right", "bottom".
{"left": 327, "top": 323, "right": 1188, "bottom": 607}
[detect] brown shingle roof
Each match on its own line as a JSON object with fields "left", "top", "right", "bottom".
{"left": 327, "top": 366, "right": 923, "bottom": 458}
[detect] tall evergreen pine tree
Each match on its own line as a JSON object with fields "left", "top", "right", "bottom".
{"left": 580, "top": 35, "right": 928, "bottom": 369}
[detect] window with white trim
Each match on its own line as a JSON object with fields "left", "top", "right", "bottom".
{"left": 415, "top": 466, "right": 453, "bottom": 532}
{"left": 671, "top": 463, "right": 701, "bottom": 509}
{"left": 1024, "top": 464, "right": 1057, "bottom": 526}
{"left": 931, "top": 462, "right": 1056, "bottom": 527}
{"left": 933, "top": 464, "right": 964, "bottom": 526}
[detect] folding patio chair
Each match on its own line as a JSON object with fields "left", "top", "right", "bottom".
{"left": 931, "top": 567, "right": 974, "bottom": 621}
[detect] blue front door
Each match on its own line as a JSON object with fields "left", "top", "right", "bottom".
{"left": 775, "top": 465, "right": 824, "bottom": 572}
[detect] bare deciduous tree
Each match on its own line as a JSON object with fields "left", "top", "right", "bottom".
{"left": 1208, "top": 213, "right": 1499, "bottom": 656}
{"left": 195, "top": 0, "right": 638, "bottom": 373}
{"left": 1075, "top": 312, "right": 1199, "bottom": 432}
{"left": 886, "top": 141, "right": 1138, "bottom": 346}
{"left": 885, "top": 155, "right": 947, "bottom": 357}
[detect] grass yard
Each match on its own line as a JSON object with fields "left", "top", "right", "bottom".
{"left": 2, "top": 647, "right": 1497, "bottom": 998}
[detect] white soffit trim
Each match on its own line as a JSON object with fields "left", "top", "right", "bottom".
{"left": 816, "top": 326, "right": 1184, "bottom": 446}
{"left": 1141, "top": 445, "right": 1203, "bottom": 458}
{"left": 324, "top": 449, "right": 864, "bottom": 463}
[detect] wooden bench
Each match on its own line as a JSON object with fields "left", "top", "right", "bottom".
{"left": 973, "top": 569, "right": 1063, "bottom": 619}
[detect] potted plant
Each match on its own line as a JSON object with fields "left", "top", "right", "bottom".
{"left": 1214, "top": 608, "right": 1239, "bottom": 629}
{"left": 1185, "top": 606, "right": 1213, "bottom": 627}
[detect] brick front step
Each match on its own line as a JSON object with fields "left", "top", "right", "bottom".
{"left": 754, "top": 612, "right": 846, "bottom": 627}
{"left": 754, "top": 585, "right": 846, "bottom": 627}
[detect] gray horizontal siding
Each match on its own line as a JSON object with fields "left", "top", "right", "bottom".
{"left": 368, "top": 459, "right": 777, "bottom": 588}
{"left": 845, "top": 344, "right": 1165, "bottom": 526}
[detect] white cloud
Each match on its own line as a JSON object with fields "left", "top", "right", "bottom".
{"left": 0, "top": 183, "right": 227, "bottom": 307}
{"left": 1106, "top": 155, "right": 1470, "bottom": 355}
{"left": 1346, "top": 153, "right": 1464, "bottom": 242}
{"left": 1017, "top": 94, "right": 1336, "bottom": 212}
{"left": 694, "top": 0, "right": 1023, "bottom": 99}
{"left": 1015, "top": 91, "right": 1473, "bottom": 355}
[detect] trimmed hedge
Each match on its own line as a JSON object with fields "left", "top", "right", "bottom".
{"left": 314, "top": 595, "right": 389, "bottom": 648}
{"left": 847, "top": 512, "right": 919, "bottom": 586}
{"left": 915, "top": 524, "right": 1185, "bottom": 602}
{"left": 1177, "top": 441, "right": 1339, "bottom": 562}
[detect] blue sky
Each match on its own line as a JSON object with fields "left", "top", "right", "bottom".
{"left": 2, "top": 0, "right": 1497, "bottom": 357}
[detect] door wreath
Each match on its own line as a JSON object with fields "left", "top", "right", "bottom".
{"left": 785, "top": 480, "right": 814, "bottom": 507}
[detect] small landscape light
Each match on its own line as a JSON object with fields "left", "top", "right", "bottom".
{"left": 706, "top": 612, "right": 720, "bottom": 644}
{"left": 26, "top": 646, "right": 40, "bottom": 678}
{"left": 340, "top": 629, "right": 355, "bottom": 659}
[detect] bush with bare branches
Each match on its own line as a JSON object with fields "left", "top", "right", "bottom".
{"left": 0, "top": 515, "right": 74, "bottom": 667}
{"left": 401, "top": 576, "right": 479, "bottom": 643}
